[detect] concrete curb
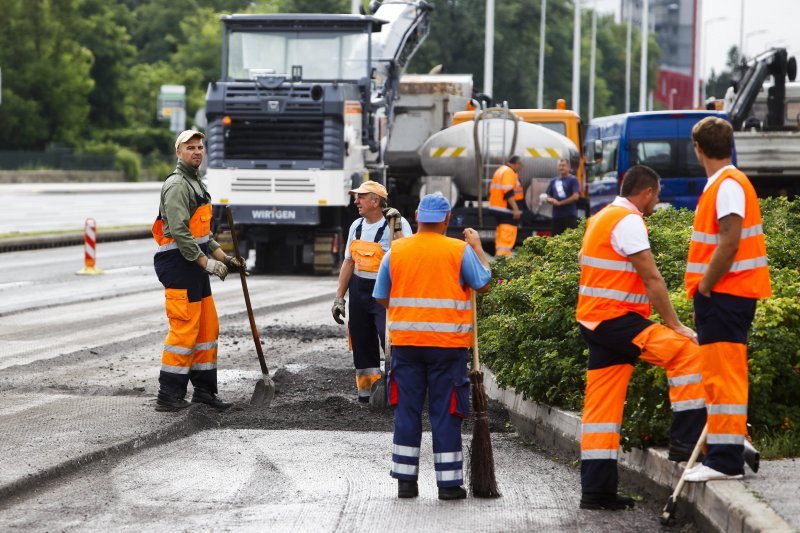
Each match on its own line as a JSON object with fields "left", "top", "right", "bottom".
{"left": 0, "top": 407, "right": 212, "bottom": 503}
{"left": 0, "top": 227, "right": 152, "bottom": 253}
{"left": 482, "top": 368, "right": 794, "bottom": 533}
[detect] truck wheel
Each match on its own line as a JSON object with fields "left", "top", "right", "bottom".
{"left": 312, "top": 234, "right": 341, "bottom": 275}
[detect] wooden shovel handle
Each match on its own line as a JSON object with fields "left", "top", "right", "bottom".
{"left": 225, "top": 206, "right": 269, "bottom": 376}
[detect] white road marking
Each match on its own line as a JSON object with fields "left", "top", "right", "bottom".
{"left": 0, "top": 281, "right": 34, "bottom": 290}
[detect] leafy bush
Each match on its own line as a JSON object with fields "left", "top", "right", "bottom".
{"left": 480, "top": 200, "right": 800, "bottom": 455}
{"left": 82, "top": 141, "right": 142, "bottom": 181}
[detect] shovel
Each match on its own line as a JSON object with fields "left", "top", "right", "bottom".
{"left": 225, "top": 206, "right": 275, "bottom": 407}
{"left": 369, "top": 221, "right": 396, "bottom": 411}
{"left": 660, "top": 424, "right": 707, "bottom": 525}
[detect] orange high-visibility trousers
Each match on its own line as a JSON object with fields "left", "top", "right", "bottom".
{"left": 694, "top": 291, "right": 756, "bottom": 475}
{"left": 495, "top": 223, "right": 518, "bottom": 257}
{"left": 579, "top": 314, "right": 705, "bottom": 496}
{"left": 154, "top": 247, "right": 220, "bottom": 399}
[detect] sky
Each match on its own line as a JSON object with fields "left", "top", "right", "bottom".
{"left": 590, "top": 0, "right": 800, "bottom": 79}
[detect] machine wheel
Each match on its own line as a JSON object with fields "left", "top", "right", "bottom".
{"left": 312, "top": 233, "right": 342, "bottom": 275}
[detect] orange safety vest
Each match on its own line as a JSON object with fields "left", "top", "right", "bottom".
{"left": 388, "top": 232, "right": 473, "bottom": 348}
{"left": 576, "top": 205, "right": 651, "bottom": 323}
{"left": 350, "top": 218, "right": 388, "bottom": 279}
{"left": 152, "top": 203, "right": 212, "bottom": 253}
{"left": 685, "top": 168, "right": 771, "bottom": 299}
{"left": 488, "top": 165, "right": 523, "bottom": 213}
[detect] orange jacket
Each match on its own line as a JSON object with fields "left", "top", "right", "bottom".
{"left": 488, "top": 165, "right": 523, "bottom": 212}
{"left": 576, "top": 205, "right": 651, "bottom": 323}
{"left": 388, "top": 233, "right": 473, "bottom": 348}
{"left": 685, "top": 168, "right": 771, "bottom": 299}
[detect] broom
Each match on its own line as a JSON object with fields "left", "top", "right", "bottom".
{"left": 469, "top": 290, "right": 500, "bottom": 498}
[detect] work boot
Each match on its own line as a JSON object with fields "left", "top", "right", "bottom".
{"left": 668, "top": 440, "right": 702, "bottom": 462}
{"left": 398, "top": 480, "right": 419, "bottom": 498}
{"left": 191, "top": 389, "right": 232, "bottom": 410}
{"left": 438, "top": 486, "right": 467, "bottom": 500}
{"left": 156, "top": 394, "right": 191, "bottom": 411}
{"left": 579, "top": 493, "right": 635, "bottom": 511}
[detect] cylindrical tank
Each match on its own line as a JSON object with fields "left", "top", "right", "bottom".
{"left": 419, "top": 118, "right": 579, "bottom": 213}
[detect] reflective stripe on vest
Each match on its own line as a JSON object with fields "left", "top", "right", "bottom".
{"left": 388, "top": 233, "right": 472, "bottom": 348}
{"left": 157, "top": 234, "right": 210, "bottom": 253}
{"left": 685, "top": 168, "right": 771, "bottom": 299}
{"left": 576, "top": 205, "right": 651, "bottom": 323}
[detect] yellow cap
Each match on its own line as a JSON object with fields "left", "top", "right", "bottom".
{"left": 349, "top": 180, "right": 388, "bottom": 199}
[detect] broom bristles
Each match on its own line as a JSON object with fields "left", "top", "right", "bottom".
{"left": 469, "top": 370, "right": 500, "bottom": 498}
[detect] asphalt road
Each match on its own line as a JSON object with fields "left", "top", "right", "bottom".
{"left": 0, "top": 242, "right": 695, "bottom": 531}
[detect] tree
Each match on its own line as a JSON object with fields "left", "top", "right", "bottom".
{"left": 0, "top": 0, "right": 94, "bottom": 149}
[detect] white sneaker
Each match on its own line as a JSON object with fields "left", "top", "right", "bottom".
{"left": 684, "top": 464, "right": 744, "bottom": 482}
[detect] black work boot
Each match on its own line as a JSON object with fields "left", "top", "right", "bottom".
{"left": 191, "top": 389, "right": 232, "bottom": 410}
{"left": 156, "top": 393, "right": 191, "bottom": 411}
{"left": 668, "top": 440, "right": 702, "bottom": 462}
{"left": 438, "top": 486, "right": 467, "bottom": 500}
{"left": 579, "top": 493, "right": 635, "bottom": 511}
{"left": 398, "top": 480, "right": 419, "bottom": 498}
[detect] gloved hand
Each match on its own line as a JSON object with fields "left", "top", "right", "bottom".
{"left": 223, "top": 255, "right": 248, "bottom": 275}
{"left": 205, "top": 257, "right": 228, "bottom": 281}
{"left": 382, "top": 207, "right": 403, "bottom": 233}
{"left": 332, "top": 297, "right": 346, "bottom": 324}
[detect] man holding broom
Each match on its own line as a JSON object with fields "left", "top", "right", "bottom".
{"left": 373, "top": 193, "right": 492, "bottom": 500}
{"left": 575, "top": 166, "right": 706, "bottom": 510}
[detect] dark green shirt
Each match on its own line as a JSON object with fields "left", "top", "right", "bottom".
{"left": 159, "top": 161, "right": 220, "bottom": 262}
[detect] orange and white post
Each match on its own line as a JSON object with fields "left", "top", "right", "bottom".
{"left": 76, "top": 218, "right": 104, "bottom": 275}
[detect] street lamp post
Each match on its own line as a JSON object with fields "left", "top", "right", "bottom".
{"left": 702, "top": 16, "right": 728, "bottom": 101}
{"left": 588, "top": 7, "right": 597, "bottom": 120}
{"left": 625, "top": 0, "right": 632, "bottom": 113}
{"left": 572, "top": 1, "right": 581, "bottom": 114}
{"left": 537, "top": 0, "right": 546, "bottom": 108}
{"left": 484, "top": 0, "right": 495, "bottom": 97}
{"left": 639, "top": 0, "right": 648, "bottom": 112}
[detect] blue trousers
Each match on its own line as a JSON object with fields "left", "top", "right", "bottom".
{"left": 389, "top": 346, "right": 471, "bottom": 487}
{"left": 348, "top": 275, "right": 386, "bottom": 400}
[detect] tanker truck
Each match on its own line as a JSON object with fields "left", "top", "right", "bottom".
{"left": 412, "top": 105, "right": 583, "bottom": 247}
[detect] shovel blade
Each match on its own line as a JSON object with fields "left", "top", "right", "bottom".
{"left": 251, "top": 377, "right": 275, "bottom": 407}
{"left": 369, "top": 380, "right": 387, "bottom": 411}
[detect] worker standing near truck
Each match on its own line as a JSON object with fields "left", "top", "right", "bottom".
{"left": 487, "top": 156, "right": 523, "bottom": 256}
{"left": 546, "top": 158, "right": 582, "bottom": 235}
{"left": 576, "top": 165, "right": 706, "bottom": 510}
{"left": 331, "top": 181, "right": 412, "bottom": 404}
{"left": 152, "top": 130, "right": 244, "bottom": 411}
{"left": 372, "top": 193, "right": 492, "bottom": 500}
{"left": 684, "top": 117, "right": 771, "bottom": 482}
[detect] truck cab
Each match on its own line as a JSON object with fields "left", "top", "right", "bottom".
{"left": 585, "top": 111, "right": 734, "bottom": 214}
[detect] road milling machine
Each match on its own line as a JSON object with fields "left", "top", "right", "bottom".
{"left": 205, "top": 1, "right": 433, "bottom": 273}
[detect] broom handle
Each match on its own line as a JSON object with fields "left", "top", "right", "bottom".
{"left": 471, "top": 290, "right": 480, "bottom": 372}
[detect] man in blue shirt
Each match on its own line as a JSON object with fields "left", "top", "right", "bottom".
{"left": 546, "top": 158, "right": 582, "bottom": 236}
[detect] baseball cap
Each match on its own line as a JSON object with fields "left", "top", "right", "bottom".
{"left": 175, "top": 129, "right": 205, "bottom": 150}
{"left": 349, "top": 180, "right": 388, "bottom": 199}
{"left": 416, "top": 193, "right": 451, "bottom": 223}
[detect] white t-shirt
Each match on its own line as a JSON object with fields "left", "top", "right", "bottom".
{"left": 344, "top": 216, "right": 413, "bottom": 259}
{"left": 703, "top": 164, "right": 745, "bottom": 219}
{"left": 609, "top": 196, "right": 650, "bottom": 257}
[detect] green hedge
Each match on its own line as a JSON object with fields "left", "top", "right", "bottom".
{"left": 480, "top": 197, "right": 800, "bottom": 456}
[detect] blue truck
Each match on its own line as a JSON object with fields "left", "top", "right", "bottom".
{"left": 584, "top": 111, "right": 735, "bottom": 214}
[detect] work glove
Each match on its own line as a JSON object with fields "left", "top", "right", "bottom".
{"left": 223, "top": 255, "right": 248, "bottom": 275}
{"left": 205, "top": 257, "right": 228, "bottom": 281}
{"left": 382, "top": 207, "right": 403, "bottom": 233}
{"left": 332, "top": 297, "right": 346, "bottom": 325}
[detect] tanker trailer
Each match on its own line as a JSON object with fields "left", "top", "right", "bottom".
{"left": 418, "top": 108, "right": 580, "bottom": 245}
